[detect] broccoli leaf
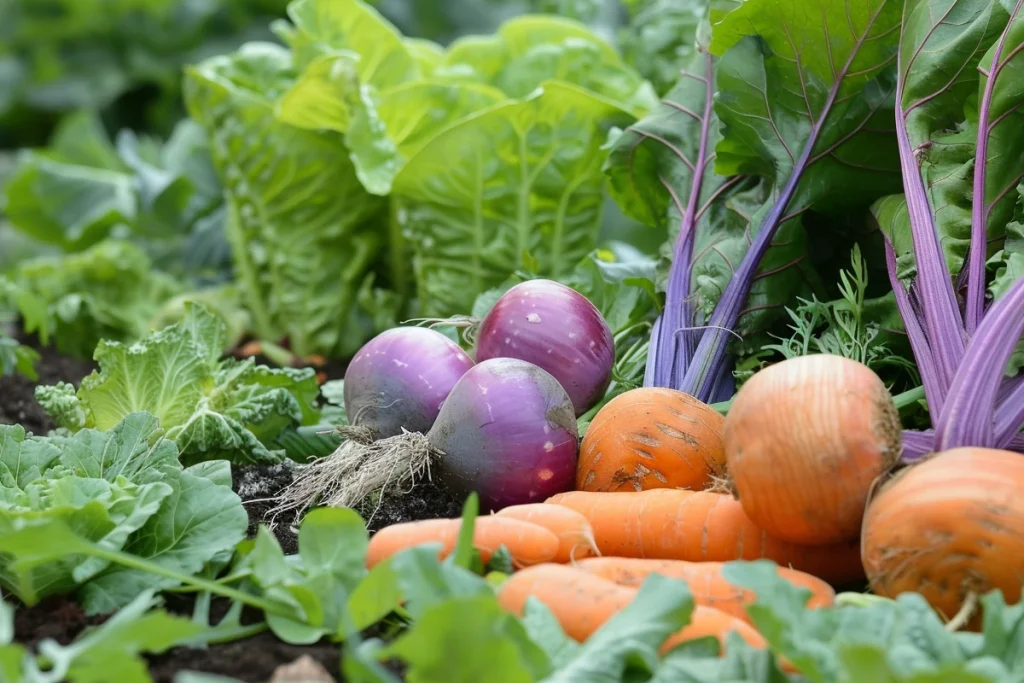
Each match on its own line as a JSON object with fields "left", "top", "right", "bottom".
{"left": 36, "top": 303, "right": 320, "bottom": 465}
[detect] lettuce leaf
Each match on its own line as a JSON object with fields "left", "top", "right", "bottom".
{"left": 35, "top": 303, "right": 320, "bottom": 465}
{"left": 184, "top": 42, "right": 389, "bottom": 358}
{"left": 0, "top": 412, "right": 245, "bottom": 611}
{"left": 394, "top": 82, "right": 638, "bottom": 316}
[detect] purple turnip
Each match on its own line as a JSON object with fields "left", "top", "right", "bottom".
{"left": 270, "top": 326, "right": 474, "bottom": 519}
{"left": 429, "top": 357, "right": 578, "bottom": 510}
{"left": 274, "top": 356, "right": 579, "bottom": 516}
{"left": 475, "top": 280, "right": 614, "bottom": 416}
{"left": 344, "top": 326, "right": 476, "bottom": 439}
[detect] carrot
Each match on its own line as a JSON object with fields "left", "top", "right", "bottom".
{"left": 496, "top": 563, "right": 766, "bottom": 653}
{"left": 365, "top": 516, "right": 559, "bottom": 569}
{"left": 862, "top": 447, "right": 1024, "bottom": 629}
{"left": 723, "top": 355, "right": 901, "bottom": 545}
{"left": 546, "top": 489, "right": 864, "bottom": 586}
{"left": 572, "top": 557, "right": 835, "bottom": 624}
{"left": 576, "top": 387, "right": 726, "bottom": 492}
{"left": 493, "top": 503, "right": 599, "bottom": 563}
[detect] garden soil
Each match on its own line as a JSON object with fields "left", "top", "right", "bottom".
{"left": 3, "top": 334, "right": 460, "bottom": 681}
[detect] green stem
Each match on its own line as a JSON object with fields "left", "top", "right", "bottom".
{"left": 892, "top": 385, "right": 926, "bottom": 411}
{"left": 86, "top": 545, "right": 293, "bottom": 618}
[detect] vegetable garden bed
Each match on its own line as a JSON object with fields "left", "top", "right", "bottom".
{"left": 4, "top": 0, "right": 1024, "bottom": 680}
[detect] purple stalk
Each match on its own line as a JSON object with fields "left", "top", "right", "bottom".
{"left": 894, "top": 78, "right": 967, "bottom": 393}
{"left": 647, "top": 50, "right": 715, "bottom": 390}
{"left": 995, "top": 375, "right": 1024, "bottom": 446}
{"left": 679, "top": 4, "right": 894, "bottom": 401}
{"left": 966, "top": 0, "right": 1024, "bottom": 333}
{"left": 935, "top": 275, "right": 1024, "bottom": 450}
{"left": 901, "top": 428, "right": 1024, "bottom": 461}
{"left": 882, "top": 233, "right": 946, "bottom": 415}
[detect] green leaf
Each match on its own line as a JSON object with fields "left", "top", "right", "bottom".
{"left": 546, "top": 573, "right": 695, "bottom": 682}
{"left": 5, "top": 239, "right": 184, "bottom": 358}
{"left": 389, "top": 546, "right": 492, "bottom": 619}
{"left": 0, "top": 413, "right": 245, "bottom": 609}
{"left": 650, "top": 634, "right": 791, "bottom": 683}
{"left": 76, "top": 469, "right": 247, "bottom": 614}
{"left": 184, "top": 43, "right": 386, "bottom": 358}
{"left": 443, "top": 15, "right": 657, "bottom": 115}
{"left": 37, "top": 303, "right": 320, "bottom": 465}
{"left": 394, "top": 82, "right": 637, "bottom": 316}
{"left": 710, "top": 0, "right": 902, "bottom": 212}
{"left": 384, "top": 595, "right": 546, "bottom": 683}
{"left": 617, "top": 0, "right": 705, "bottom": 95}
{"left": 40, "top": 590, "right": 202, "bottom": 683}
{"left": 346, "top": 558, "right": 403, "bottom": 633}
{"left": 521, "top": 598, "right": 580, "bottom": 670}
{"left": 285, "top": 0, "right": 419, "bottom": 85}
{"left": 298, "top": 506, "right": 369, "bottom": 584}
{"left": 0, "top": 336, "right": 39, "bottom": 381}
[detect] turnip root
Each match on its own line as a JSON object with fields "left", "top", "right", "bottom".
{"left": 475, "top": 280, "right": 614, "bottom": 416}
{"left": 269, "top": 326, "right": 474, "bottom": 519}
{"left": 862, "top": 447, "right": 1024, "bottom": 629}
{"left": 723, "top": 354, "right": 902, "bottom": 545}
{"left": 277, "top": 357, "right": 579, "bottom": 514}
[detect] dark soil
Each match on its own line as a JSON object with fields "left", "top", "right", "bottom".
{"left": 6, "top": 333, "right": 464, "bottom": 682}
{"left": 0, "top": 331, "right": 95, "bottom": 434}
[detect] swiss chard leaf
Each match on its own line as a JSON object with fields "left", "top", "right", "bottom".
{"left": 676, "top": 0, "right": 903, "bottom": 399}
{"left": 35, "top": 303, "right": 320, "bottom": 465}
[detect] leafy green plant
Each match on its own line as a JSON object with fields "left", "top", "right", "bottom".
{"left": 0, "top": 334, "right": 38, "bottom": 380}
{"left": 35, "top": 303, "right": 320, "bottom": 465}
{"left": 0, "top": 412, "right": 247, "bottom": 613}
{"left": 757, "top": 245, "right": 920, "bottom": 388}
{"left": 184, "top": 0, "right": 656, "bottom": 354}
{"left": 0, "top": 0, "right": 290, "bottom": 148}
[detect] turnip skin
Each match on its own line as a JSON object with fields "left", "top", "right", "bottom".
{"left": 475, "top": 280, "right": 614, "bottom": 416}
{"left": 430, "top": 357, "right": 579, "bottom": 512}
{"left": 344, "top": 326, "right": 475, "bottom": 438}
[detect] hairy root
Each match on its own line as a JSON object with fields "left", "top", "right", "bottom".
{"left": 268, "top": 429, "right": 436, "bottom": 527}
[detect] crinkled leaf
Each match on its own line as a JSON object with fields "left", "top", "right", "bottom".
{"left": 37, "top": 304, "right": 320, "bottom": 465}
{"left": 617, "top": 0, "right": 705, "bottom": 95}
{"left": 394, "top": 82, "right": 636, "bottom": 316}
{"left": 5, "top": 239, "right": 183, "bottom": 358}
{"left": 0, "top": 415, "right": 181, "bottom": 605}
{"left": 443, "top": 15, "right": 657, "bottom": 115}
{"left": 285, "top": 0, "right": 419, "bottom": 84}
{"left": 184, "top": 43, "right": 386, "bottom": 358}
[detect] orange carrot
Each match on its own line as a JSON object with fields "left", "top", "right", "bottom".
{"left": 862, "top": 447, "right": 1024, "bottom": 629}
{"left": 546, "top": 489, "right": 864, "bottom": 586}
{"left": 723, "top": 355, "right": 901, "bottom": 545}
{"left": 576, "top": 387, "right": 726, "bottom": 492}
{"left": 366, "top": 516, "right": 559, "bottom": 569}
{"left": 493, "top": 503, "right": 599, "bottom": 563}
{"left": 573, "top": 557, "right": 834, "bottom": 624}
{"left": 496, "top": 563, "right": 766, "bottom": 653}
